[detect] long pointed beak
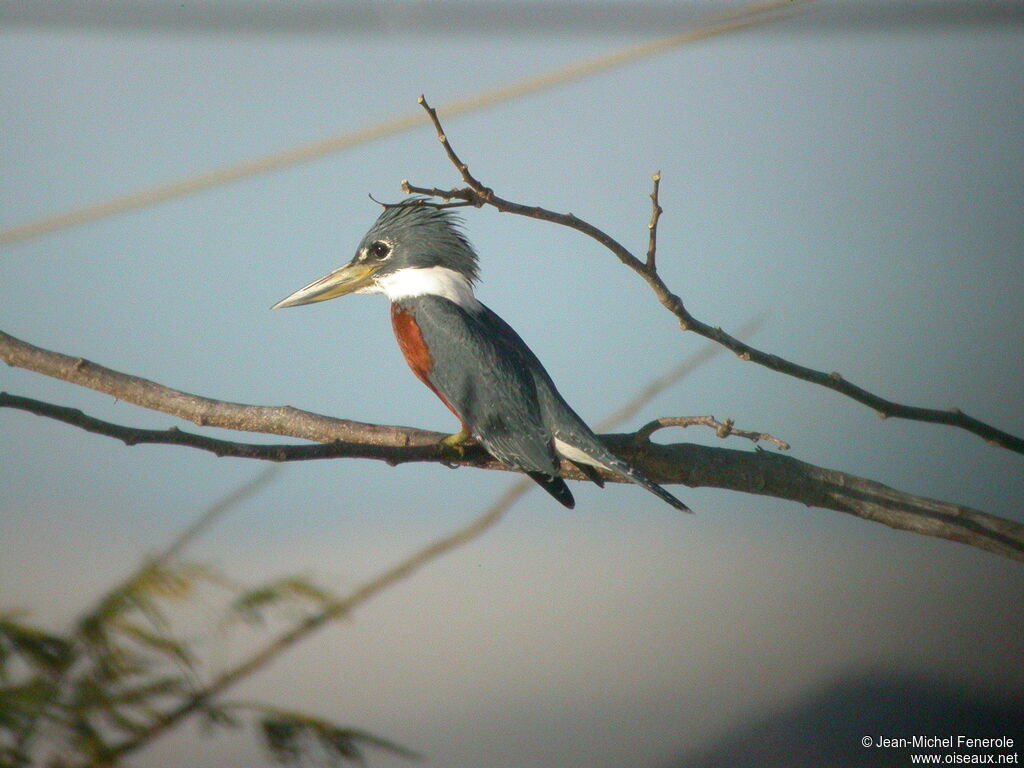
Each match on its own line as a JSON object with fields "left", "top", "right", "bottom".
{"left": 271, "top": 262, "right": 379, "bottom": 309}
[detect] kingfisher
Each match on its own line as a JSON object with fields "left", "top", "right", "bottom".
{"left": 272, "top": 201, "right": 691, "bottom": 512}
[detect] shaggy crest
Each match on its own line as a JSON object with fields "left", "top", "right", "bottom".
{"left": 358, "top": 199, "right": 479, "bottom": 283}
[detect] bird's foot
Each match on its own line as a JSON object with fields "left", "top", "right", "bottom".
{"left": 438, "top": 427, "right": 473, "bottom": 460}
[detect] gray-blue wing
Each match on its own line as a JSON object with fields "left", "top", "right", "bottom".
{"left": 407, "top": 296, "right": 561, "bottom": 479}
{"left": 474, "top": 301, "right": 693, "bottom": 513}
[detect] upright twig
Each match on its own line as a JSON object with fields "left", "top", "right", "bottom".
{"left": 419, "top": 95, "right": 488, "bottom": 194}
{"left": 646, "top": 171, "right": 663, "bottom": 271}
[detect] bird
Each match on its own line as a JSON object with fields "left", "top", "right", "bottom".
{"left": 272, "top": 200, "right": 691, "bottom": 513}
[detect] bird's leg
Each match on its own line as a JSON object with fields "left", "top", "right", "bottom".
{"left": 438, "top": 426, "right": 473, "bottom": 458}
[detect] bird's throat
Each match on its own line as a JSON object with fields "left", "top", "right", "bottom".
{"left": 376, "top": 266, "right": 480, "bottom": 311}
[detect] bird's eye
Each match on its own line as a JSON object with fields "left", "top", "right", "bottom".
{"left": 368, "top": 241, "right": 391, "bottom": 260}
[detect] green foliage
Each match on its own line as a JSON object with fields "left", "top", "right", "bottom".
{"left": 0, "top": 562, "right": 413, "bottom": 767}
{"left": 228, "top": 576, "right": 339, "bottom": 627}
{"left": 0, "top": 614, "right": 73, "bottom": 676}
{"left": 254, "top": 707, "right": 421, "bottom": 766}
{"left": 0, "top": 560, "right": 204, "bottom": 767}
{"left": 194, "top": 700, "right": 420, "bottom": 765}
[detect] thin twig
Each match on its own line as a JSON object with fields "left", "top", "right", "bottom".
{"left": 418, "top": 96, "right": 488, "bottom": 195}
{"left": 405, "top": 98, "right": 1024, "bottom": 457}
{"left": 635, "top": 415, "right": 790, "bottom": 450}
{"left": 646, "top": 171, "right": 662, "bottom": 271}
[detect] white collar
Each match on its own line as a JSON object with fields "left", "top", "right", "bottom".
{"left": 373, "top": 266, "right": 481, "bottom": 311}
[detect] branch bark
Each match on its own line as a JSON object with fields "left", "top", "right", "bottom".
{"left": 3, "top": 330, "right": 1022, "bottom": 563}
{"left": 403, "top": 96, "right": 1024, "bottom": 457}
{"left": 0, "top": 329, "right": 414, "bottom": 447}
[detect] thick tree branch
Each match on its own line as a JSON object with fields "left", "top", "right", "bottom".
{"left": 2, "top": 348, "right": 1022, "bottom": 562}
{"left": 403, "top": 96, "right": 1024, "bottom": 457}
{"left": 614, "top": 436, "right": 1023, "bottom": 563}
{"left": 0, "top": 392, "right": 789, "bottom": 471}
{"left": 0, "top": 329, "right": 421, "bottom": 448}
{"left": 0, "top": 392, "right": 448, "bottom": 466}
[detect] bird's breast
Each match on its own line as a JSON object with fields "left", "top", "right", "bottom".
{"left": 391, "top": 304, "right": 433, "bottom": 383}
{"left": 391, "top": 303, "right": 465, "bottom": 426}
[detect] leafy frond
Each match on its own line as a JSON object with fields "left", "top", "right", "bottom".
{"left": 0, "top": 679, "right": 58, "bottom": 731}
{"left": 250, "top": 706, "right": 420, "bottom": 766}
{"left": 227, "top": 577, "right": 339, "bottom": 627}
{"left": 0, "top": 615, "right": 73, "bottom": 675}
{"left": 197, "top": 701, "right": 242, "bottom": 734}
{"left": 108, "top": 621, "right": 193, "bottom": 668}
{"left": 0, "top": 501, "right": 419, "bottom": 766}
{"left": 79, "top": 560, "right": 219, "bottom": 641}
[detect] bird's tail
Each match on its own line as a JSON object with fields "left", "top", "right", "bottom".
{"left": 527, "top": 472, "right": 576, "bottom": 509}
{"left": 628, "top": 468, "right": 692, "bottom": 513}
{"left": 559, "top": 435, "right": 692, "bottom": 513}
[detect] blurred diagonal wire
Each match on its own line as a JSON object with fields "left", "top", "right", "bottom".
{"left": 0, "top": 0, "right": 805, "bottom": 247}
{"left": 598, "top": 314, "right": 765, "bottom": 431}
{"left": 2, "top": 0, "right": 1020, "bottom": 35}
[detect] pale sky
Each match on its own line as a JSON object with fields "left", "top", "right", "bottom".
{"left": 2, "top": 3, "right": 1022, "bottom": 766}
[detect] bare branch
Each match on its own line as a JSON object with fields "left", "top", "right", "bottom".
{"left": 0, "top": 329, "right": 420, "bottom": 447}
{"left": 635, "top": 415, "right": 790, "bottom": 451}
{"left": 406, "top": 97, "right": 1024, "bottom": 457}
{"left": 3, "top": 391, "right": 1022, "bottom": 562}
{"left": 625, "top": 435, "right": 1024, "bottom": 563}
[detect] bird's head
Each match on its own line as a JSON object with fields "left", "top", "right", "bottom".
{"left": 272, "top": 200, "right": 480, "bottom": 310}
